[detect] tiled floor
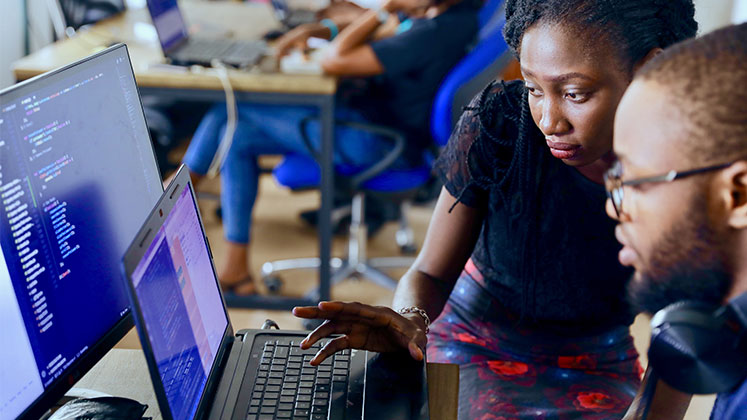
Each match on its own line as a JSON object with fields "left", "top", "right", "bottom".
{"left": 115, "top": 163, "right": 714, "bottom": 418}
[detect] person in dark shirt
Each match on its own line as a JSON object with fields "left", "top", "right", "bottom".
{"left": 181, "top": 0, "right": 478, "bottom": 294}
{"left": 292, "top": 0, "right": 698, "bottom": 418}
{"left": 608, "top": 23, "right": 747, "bottom": 420}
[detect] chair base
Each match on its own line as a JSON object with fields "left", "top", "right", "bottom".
{"left": 260, "top": 193, "right": 416, "bottom": 296}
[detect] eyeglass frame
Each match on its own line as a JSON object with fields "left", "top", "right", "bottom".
{"left": 603, "top": 160, "right": 735, "bottom": 218}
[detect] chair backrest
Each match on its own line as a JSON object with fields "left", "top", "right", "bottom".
{"left": 50, "top": 0, "right": 125, "bottom": 37}
{"left": 430, "top": 0, "right": 510, "bottom": 147}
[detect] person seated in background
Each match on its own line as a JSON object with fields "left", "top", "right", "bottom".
{"left": 607, "top": 22, "right": 747, "bottom": 420}
{"left": 292, "top": 0, "right": 697, "bottom": 418}
{"left": 181, "top": 0, "right": 480, "bottom": 295}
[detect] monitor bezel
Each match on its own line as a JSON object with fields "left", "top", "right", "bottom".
{"left": 2, "top": 43, "right": 163, "bottom": 420}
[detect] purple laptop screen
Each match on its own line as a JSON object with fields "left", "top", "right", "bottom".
{"left": 131, "top": 187, "right": 227, "bottom": 420}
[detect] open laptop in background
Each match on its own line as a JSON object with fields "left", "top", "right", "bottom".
{"left": 270, "top": 0, "right": 317, "bottom": 28}
{"left": 146, "top": 0, "right": 266, "bottom": 68}
{"left": 121, "top": 165, "right": 430, "bottom": 420}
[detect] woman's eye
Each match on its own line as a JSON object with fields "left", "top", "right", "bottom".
{"left": 565, "top": 91, "right": 589, "bottom": 102}
{"left": 526, "top": 86, "right": 541, "bottom": 97}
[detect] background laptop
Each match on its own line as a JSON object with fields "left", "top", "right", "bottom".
{"left": 146, "top": 0, "right": 266, "bottom": 68}
{"left": 122, "top": 165, "right": 430, "bottom": 420}
{"left": 270, "top": 0, "right": 317, "bottom": 29}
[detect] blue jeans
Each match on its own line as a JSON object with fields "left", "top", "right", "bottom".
{"left": 183, "top": 103, "right": 393, "bottom": 244}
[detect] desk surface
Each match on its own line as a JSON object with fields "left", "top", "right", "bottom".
{"left": 12, "top": 1, "right": 337, "bottom": 95}
{"left": 74, "top": 348, "right": 459, "bottom": 420}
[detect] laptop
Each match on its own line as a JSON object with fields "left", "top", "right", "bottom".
{"left": 121, "top": 165, "right": 430, "bottom": 420}
{"left": 270, "top": 0, "right": 317, "bottom": 28}
{"left": 146, "top": 0, "right": 266, "bottom": 68}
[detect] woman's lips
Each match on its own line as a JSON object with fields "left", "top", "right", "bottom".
{"left": 546, "top": 139, "right": 581, "bottom": 159}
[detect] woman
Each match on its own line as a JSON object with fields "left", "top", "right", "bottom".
{"left": 293, "top": 0, "right": 698, "bottom": 417}
{"left": 181, "top": 0, "right": 479, "bottom": 295}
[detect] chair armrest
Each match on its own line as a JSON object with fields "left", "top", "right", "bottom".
{"left": 298, "top": 117, "right": 407, "bottom": 189}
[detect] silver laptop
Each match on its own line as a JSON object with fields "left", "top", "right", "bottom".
{"left": 146, "top": 0, "right": 266, "bottom": 68}
{"left": 121, "top": 165, "right": 431, "bottom": 420}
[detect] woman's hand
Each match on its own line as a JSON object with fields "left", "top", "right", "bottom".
{"left": 292, "top": 301, "right": 428, "bottom": 365}
{"left": 274, "top": 24, "right": 319, "bottom": 61}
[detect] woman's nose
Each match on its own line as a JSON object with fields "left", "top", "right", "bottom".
{"left": 540, "top": 99, "right": 570, "bottom": 136}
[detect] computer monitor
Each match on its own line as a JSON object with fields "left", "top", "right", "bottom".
{"left": 0, "top": 44, "right": 162, "bottom": 420}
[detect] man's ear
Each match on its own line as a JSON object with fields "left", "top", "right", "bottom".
{"left": 633, "top": 47, "right": 663, "bottom": 74}
{"left": 721, "top": 161, "right": 747, "bottom": 229}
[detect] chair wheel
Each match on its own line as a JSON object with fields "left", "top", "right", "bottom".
{"left": 303, "top": 318, "right": 324, "bottom": 331}
{"left": 400, "top": 244, "right": 417, "bottom": 255}
{"left": 263, "top": 276, "right": 283, "bottom": 295}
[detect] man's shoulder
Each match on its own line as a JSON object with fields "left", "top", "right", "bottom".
{"left": 711, "top": 377, "right": 747, "bottom": 420}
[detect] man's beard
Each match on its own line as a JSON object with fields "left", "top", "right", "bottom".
{"left": 627, "top": 200, "right": 732, "bottom": 314}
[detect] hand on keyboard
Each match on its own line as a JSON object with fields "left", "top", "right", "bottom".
{"left": 292, "top": 301, "right": 427, "bottom": 365}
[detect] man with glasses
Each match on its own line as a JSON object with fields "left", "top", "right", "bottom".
{"left": 606, "top": 23, "right": 747, "bottom": 420}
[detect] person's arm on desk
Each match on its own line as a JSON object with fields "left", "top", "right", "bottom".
{"left": 293, "top": 188, "right": 485, "bottom": 364}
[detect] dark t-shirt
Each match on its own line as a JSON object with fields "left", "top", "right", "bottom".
{"left": 711, "top": 378, "right": 747, "bottom": 420}
{"left": 434, "top": 80, "right": 634, "bottom": 335}
{"left": 341, "top": 1, "right": 478, "bottom": 150}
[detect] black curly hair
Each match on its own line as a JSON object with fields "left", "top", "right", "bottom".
{"left": 503, "top": 0, "right": 698, "bottom": 69}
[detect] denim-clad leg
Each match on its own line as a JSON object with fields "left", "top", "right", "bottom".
{"left": 182, "top": 102, "right": 394, "bottom": 244}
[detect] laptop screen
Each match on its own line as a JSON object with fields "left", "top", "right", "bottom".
{"left": 146, "top": 0, "right": 189, "bottom": 52}
{"left": 130, "top": 186, "right": 228, "bottom": 420}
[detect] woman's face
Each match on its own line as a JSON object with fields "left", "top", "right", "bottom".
{"left": 520, "top": 23, "right": 632, "bottom": 167}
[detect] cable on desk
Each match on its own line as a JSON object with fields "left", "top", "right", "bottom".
{"left": 207, "top": 60, "right": 238, "bottom": 178}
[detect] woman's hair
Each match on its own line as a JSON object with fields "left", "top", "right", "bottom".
{"left": 503, "top": 0, "right": 698, "bottom": 68}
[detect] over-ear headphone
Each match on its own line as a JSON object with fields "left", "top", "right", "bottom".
{"left": 648, "top": 292, "right": 747, "bottom": 395}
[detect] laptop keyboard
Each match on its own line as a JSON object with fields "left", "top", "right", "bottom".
{"left": 246, "top": 339, "right": 350, "bottom": 420}
{"left": 179, "top": 38, "right": 266, "bottom": 66}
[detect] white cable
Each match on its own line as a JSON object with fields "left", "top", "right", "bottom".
{"left": 206, "top": 59, "right": 238, "bottom": 178}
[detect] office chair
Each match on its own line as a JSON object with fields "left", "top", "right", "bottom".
{"left": 261, "top": 0, "right": 510, "bottom": 295}
{"left": 47, "top": 0, "right": 125, "bottom": 39}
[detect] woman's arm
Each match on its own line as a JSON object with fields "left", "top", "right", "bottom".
{"left": 392, "top": 187, "right": 486, "bottom": 329}
{"left": 293, "top": 187, "right": 485, "bottom": 362}
{"left": 623, "top": 367, "right": 692, "bottom": 420}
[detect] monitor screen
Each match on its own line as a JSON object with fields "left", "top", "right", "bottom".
{"left": 146, "top": 0, "right": 189, "bottom": 52}
{"left": 130, "top": 186, "right": 228, "bottom": 420}
{"left": 0, "top": 45, "right": 162, "bottom": 420}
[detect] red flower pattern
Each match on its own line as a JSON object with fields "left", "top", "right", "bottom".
{"left": 487, "top": 360, "right": 529, "bottom": 376}
{"left": 558, "top": 354, "right": 597, "bottom": 370}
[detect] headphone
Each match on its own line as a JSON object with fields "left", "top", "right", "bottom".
{"left": 647, "top": 292, "right": 747, "bottom": 395}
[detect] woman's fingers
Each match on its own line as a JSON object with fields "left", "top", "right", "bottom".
{"left": 310, "top": 335, "right": 351, "bottom": 365}
{"left": 300, "top": 320, "right": 353, "bottom": 349}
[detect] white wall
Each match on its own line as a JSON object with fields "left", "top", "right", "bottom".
{"left": 0, "top": 0, "right": 53, "bottom": 90}
{"left": 0, "top": 1, "right": 26, "bottom": 89}
{"left": 694, "top": 0, "right": 746, "bottom": 34}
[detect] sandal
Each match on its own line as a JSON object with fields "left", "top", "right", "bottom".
{"left": 221, "top": 276, "right": 257, "bottom": 296}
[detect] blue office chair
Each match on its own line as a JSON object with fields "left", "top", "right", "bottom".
{"left": 261, "top": 0, "right": 510, "bottom": 293}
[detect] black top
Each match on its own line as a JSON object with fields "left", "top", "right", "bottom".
{"left": 340, "top": 1, "right": 479, "bottom": 151}
{"left": 434, "top": 80, "right": 634, "bottom": 335}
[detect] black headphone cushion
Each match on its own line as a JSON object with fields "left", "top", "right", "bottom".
{"left": 649, "top": 301, "right": 747, "bottom": 394}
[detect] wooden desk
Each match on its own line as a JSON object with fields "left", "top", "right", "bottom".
{"left": 74, "top": 349, "right": 459, "bottom": 420}
{"left": 12, "top": 1, "right": 338, "bottom": 310}
{"left": 12, "top": 2, "right": 336, "bottom": 95}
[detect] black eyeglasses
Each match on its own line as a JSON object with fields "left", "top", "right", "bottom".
{"left": 603, "top": 160, "right": 735, "bottom": 218}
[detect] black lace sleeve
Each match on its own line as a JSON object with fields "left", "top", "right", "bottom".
{"left": 433, "top": 80, "right": 522, "bottom": 209}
